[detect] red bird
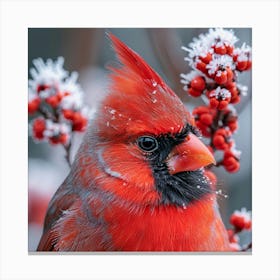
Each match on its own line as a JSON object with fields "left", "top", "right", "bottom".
{"left": 37, "top": 34, "right": 231, "bottom": 251}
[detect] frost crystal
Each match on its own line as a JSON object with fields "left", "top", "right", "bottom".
{"left": 237, "top": 84, "right": 248, "bottom": 96}
{"left": 233, "top": 208, "right": 251, "bottom": 222}
{"left": 233, "top": 43, "right": 252, "bottom": 61}
{"left": 43, "top": 120, "right": 71, "bottom": 138}
{"left": 182, "top": 28, "right": 238, "bottom": 68}
{"left": 206, "top": 54, "right": 234, "bottom": 74}
{"left": 29, "top": 57, "right": 68, "bottom": 92}
{"left": 209, "top": 87, "right": 231, "bottom": 100}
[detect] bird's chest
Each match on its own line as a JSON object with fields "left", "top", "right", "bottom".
{"left": 104, "top": 197, "right": 227, "bottom": 251}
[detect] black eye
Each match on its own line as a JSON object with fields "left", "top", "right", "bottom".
{"left": 137, "top": 136, "right": 159, "bottom": 152}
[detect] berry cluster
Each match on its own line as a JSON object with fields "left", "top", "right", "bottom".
{"left": 181, "top": 28, "right": 251, "bottom": 173}
{"left": 228, "top": 208, "right": 252, "bottom": 251}
{"left": 28, "top": 57, "right": 91, "bottom": 164}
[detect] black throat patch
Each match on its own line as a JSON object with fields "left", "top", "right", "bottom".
{"left": 152, "top": 163, "right": 211, "bottom": 207}
{"left": 148, "top": 124, "right": 211, "bottom": 207}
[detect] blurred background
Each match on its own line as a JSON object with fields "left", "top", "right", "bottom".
{"left": 28, "top": 28, "right": 252, "bottom": 251}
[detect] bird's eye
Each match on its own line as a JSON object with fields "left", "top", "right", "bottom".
{"left": 137, "top": 136, "right": 159, "bottom": 152}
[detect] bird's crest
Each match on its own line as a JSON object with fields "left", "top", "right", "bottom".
{"left": 108, "top": 33, "right": 175, "bottom": 97}
{"left": 96, "top": 33, "right": 193, "bottom": 139}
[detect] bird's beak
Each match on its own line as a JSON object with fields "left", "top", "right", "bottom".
{"left": 167, "top": 134, "right": 216, "bottom": 174}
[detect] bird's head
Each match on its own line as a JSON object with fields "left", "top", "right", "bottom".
{"left": 80, "top": 34, "right": 215, "bottom": 208}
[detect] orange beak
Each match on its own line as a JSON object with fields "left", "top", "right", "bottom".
{"left": 167, "top": 134, "right": 215, "bottom": 174}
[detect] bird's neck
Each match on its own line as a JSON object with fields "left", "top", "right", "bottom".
{"left": 102, "top": 194, "right": 230, "bottom": 251}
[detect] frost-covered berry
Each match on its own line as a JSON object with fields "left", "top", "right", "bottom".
{"left": 45, "top": 94, "right": 62, "bottom": 108}
{"left": 213, "top": 43, "right": 227, "bottom": 55}
{"left": 28, "top": 97, "right": 40, "bottom": 114}
{"left": 62, "top": 109, "right": 75, "bottom": 121}
{"left": 208, "top": 87, "right": 231, "bottom": 110}
{"left": 233, "top": 43, "right": 252, "bottom": 72}
{"left": 49, "top": 133, "right": 69, "bottom": 145}
{"left": 199, "top": 52, "right": 212, "bottom": 64}
{"left": 32, "top": 118, "right": 46, "bottom": 140}
{"left": 72, "top": 112, "right": 88, "bottom": 132}
{"left": 37, "top": 84, "right": 50, "bottom": 93}
{"left": 214, "top": 70, "right": 228, "bottom": 84}
{"left": 230, "top": 208, "right": 252, "bottom": 230}
{"left": 195, "top": 61, "right": 207, "bottom": 74}
{"left": 181, "top": 72, "right": 206, "bottom": 97}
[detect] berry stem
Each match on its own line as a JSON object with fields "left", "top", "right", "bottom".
{"left": 241, "top": 242, "right": 252, "bottom": 252}
{"left": 38, "top": 107, "right": 56, "bottom": 121}
{"left": 63, "top": 140, "right": 72, "bottom": 168}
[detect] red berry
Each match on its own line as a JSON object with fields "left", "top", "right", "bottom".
{"left": 63, "top": 109, "right": 75, "bottom": 121}
{"left": 214, "top": 44, "right": 227, "bottom": 55}
{"left": 190, "top": 76, "right": 206, "bottom": 91}
{"left": 214, "top": 70, "right": 228, "bottom": 84}
{"left": 228, "top": 85, "right": 238, "bottom": 97}
{"left": 246, "top": 60, "right": 252, "bottom": 70}
{"left": 32, "top": 118, "right": 46, "bottom": 140}
{"left": 45, "top": 95, "right": 60, "bottom": 108}
{"left": 230, "top": 211, "right": 252, "bottom": 230}
{"left": 59, "top": 133, "right": 69, "bottom": 144}
{"left": 226, "top": 45, "right": 234, "bottom": 55}
{"left": 218, "top": 100, "right": 229, "bottom": 110}
{"left": 224, "top": 157, "right": 240, "bottom": 172}
{"left": 236, "top": 60, "right": 248, "bottom": 71}
{"left": 226, "top": 67, "right": 234, "bottom": 83}
{"left": 199, "top": 52, "right": 212, "bottom": 64}
{"left": 199, "top": 114, "right": 213, "bottom": 125}
{"left": 225, "top": 81, "right": 236, "bottom": 90}
{"left": 37, "top": 84, "right": 50, "bottom": 93}
{"left": 209, "top": 97, "right": 219, "bottom": 108}
{"left": 223, "top": 150, "right": 240, "bottom": 173}
{"left": 213, "top": 44, "right": 226, "bottom": 55}
{"left": 49, "top": 133, "right": 68, "bottom": 145}
{"left": 196, "top": 61, "right": 207, "bottom": 73}
{"left": 28, "top": 98, "right": 40, "bottom": 114}
{"left": 195, "top": 120, "right": 210, "bottom": 137}
{"left": 230, "top": 95, "right": 240, "bottom": 104}
{"left": 213, "top": 129, "right": 232, "bottom": 150}
{"left": 188, "top": 87, "right": 202, "bottom": 97}
{"left": 228, "top": 120, "right": 238, "bottom": 132}
{"left": 72, "top": 112, "right": 88, "bottom": 132}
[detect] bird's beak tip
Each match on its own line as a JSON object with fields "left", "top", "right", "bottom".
{"left": 167, "top": 133, "right": 215, "bottom": 174}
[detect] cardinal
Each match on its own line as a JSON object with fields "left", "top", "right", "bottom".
{"left": 37, "top": 34, "right": 231, "bottom": 251}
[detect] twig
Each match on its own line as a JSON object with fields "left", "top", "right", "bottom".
{"left": 241, "top": 242, "right": 252, "bottom": 252}
{"left": 63, "top": 140, "right": 72, "bottom": 168}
